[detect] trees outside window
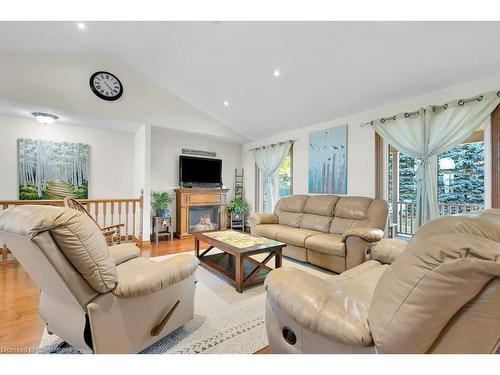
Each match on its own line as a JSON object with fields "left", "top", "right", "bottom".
{"left": 278, "top": 153, "right": 292, "bottom": 198}
{"left": 438, "top": 142, "right": 484, "bottom": 205}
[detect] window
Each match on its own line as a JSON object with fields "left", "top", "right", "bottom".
{"left": 382, "top": 124, "right": 485, "bottom": 236}
{"left": 255, "top": 148, "right": 293, "bottom": 212}
{"left": 278, "top": 152, "right": 293, "bottom": 198}
{"left": 437, "top": 125, "right": 485, "bottom": 214}
{"left": 387, "top": 149, "right": 420, "bottom": 235}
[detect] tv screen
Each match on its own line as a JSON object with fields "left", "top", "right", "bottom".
{"left": 179, "top": 156, "right": 222, "bottom": 187}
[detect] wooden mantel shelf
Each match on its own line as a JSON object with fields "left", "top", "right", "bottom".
{"left": 174, "top": 188, "right": 229, "bottom": 239}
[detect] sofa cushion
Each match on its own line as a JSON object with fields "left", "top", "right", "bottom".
{"left": 330, "top": 217, "right": 371, "bottom": 235}
{"left": 114, "top": 254, "right": 199, "bottom": 297}
{"left": 305, "top": 233, "right": 345, "bottom": 257}
{"left": 303, "top": 195, "right": 340, "bottom": 216}
{"left": 255, "top": 224, "right": 289, "bottom": 240}
{"left": 275, "top": 195, "right": 309, "bottom": 213}
{"left": 278, "top": 211, "right": 302, "bottom": 227}
{"left": 300, "top": 213, "right": 332, "bottom": 233}
{"left": 330, "top": 197, "right": 373, "bottom": 235}
{"left": 340, "top": 259, "right": 389, "bottom": 280}
{"left": 367, "top": 199, "right": 389, "bottom": 230}
{"left": 277, "top": 227, "right": 320, "bottom": 247}
{"left": 334, "top": 196, "right": 372, "bottom": 220}
{"left": 109, "top": 243, "right": 141, "bottom": 266}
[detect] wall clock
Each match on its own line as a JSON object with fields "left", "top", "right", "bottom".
{"left": 89, "top": 71, "right": 123, "bottom": 101}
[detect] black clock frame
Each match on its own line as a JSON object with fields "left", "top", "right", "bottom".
{"left": 89, "top": 71, "right": 123, "bottom": 101}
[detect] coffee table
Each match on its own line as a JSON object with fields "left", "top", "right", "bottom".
{"left": 193, "top": 230, "right": 286, "bottom": 293}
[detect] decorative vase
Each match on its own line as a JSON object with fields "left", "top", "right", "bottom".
{"left": 157, "top": 209, "right": 169, "bottom": 217}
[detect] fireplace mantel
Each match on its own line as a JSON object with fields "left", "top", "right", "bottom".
{"left": 175, "top": 188, "right": 229, "bottom": 239}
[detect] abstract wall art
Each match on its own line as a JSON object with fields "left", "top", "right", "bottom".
{"left": 308, "top": 125, "right": 347, "bottom": 194}
{"left": 18, "top": 138, "right": 90, "bottom": 200}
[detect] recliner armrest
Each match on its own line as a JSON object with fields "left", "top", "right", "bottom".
{"left": 370, "top": 238, "right": 407, "bottom": 264}
{"left": 342, "top": 227, "right": 384, "bottom": 243}
{"left": 114, "top": 254, "right": 200, "bottom": 297}
{"left": 265, "top": 267, "right": 373, "bottom": 346}
{"left": 249, "top": 213, "right": 279, "bottom": 225}
{"left": 108, "top": 243, "right": 141, "bottom": 265}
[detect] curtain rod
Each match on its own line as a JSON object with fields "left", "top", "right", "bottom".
{"left": 360, "top": 91, "right": 500, "bottom": 127}
{"left": 248, "top": 139, "right": 295, "bottom": 152}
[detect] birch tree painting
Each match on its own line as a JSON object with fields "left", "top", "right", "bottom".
{"left": 18, "top": 138, "right": 89, "bottom": 200}
{"left": 308, "top": 125, "right": 347, "bottom": 194}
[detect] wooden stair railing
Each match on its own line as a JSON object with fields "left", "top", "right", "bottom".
{"left": 0, "top": 190, "right": 144, "bottom": 262}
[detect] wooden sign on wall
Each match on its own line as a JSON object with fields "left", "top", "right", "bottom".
{"left": 182, "top": 148, "right": 216, "bottom": 157}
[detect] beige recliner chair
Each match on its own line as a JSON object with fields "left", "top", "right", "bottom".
{"left": 265, "top": 209, "right": 500, "bottom": 354}
{"left": 0, "top": 205, "right": 199, "bottom": 354}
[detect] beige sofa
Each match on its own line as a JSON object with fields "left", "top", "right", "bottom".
{"left": 0, "top": 205, "right": 199, "bottom": 354}
{"left": 249, "top": 195, "right": 388, "bottom": 273}
{"left": 265, "top": 209, "right": 500, "bottom": 354}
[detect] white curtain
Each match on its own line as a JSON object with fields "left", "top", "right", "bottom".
{"left": 373, "top": 90, "right": 500, "bottom": 227}
{"left": 253, "top": 141, "right": 293, "bottom": 213}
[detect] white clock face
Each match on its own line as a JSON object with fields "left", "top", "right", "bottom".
{"left": 91, "top": 72, "right": 122, "bottom": 100}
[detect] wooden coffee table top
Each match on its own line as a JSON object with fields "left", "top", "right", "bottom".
{"left": 193, "top": 230, "right": 286, "bottom": 255}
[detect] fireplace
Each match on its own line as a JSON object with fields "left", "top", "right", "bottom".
{"left": 189, "top": 205, "right": 221, "bottom": 233}
{"left": 175, "top": 188, "right": 228, "bottom": 239}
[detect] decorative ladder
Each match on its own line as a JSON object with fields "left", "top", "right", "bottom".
{"left": 230, "top": 168, "right": 245, "bottom": 231}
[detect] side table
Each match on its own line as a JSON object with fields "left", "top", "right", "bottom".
{"left": 152, "top": 216, "right": 173, "bottom": 245}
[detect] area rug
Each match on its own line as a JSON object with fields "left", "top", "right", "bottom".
{"left": 38, "top": 250, "right": 333, "bottom": 354}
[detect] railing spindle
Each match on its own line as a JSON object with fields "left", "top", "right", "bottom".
{"left": 132, "top": 201, "right": 137, "bottom": 242}
{"left": 398, "top": 202, "right": 402, "bottom": 234}
{"left": 125, "top": 202, "right": 130, "bottom": 242}
{"left": 103, "top": 202, "right": 107, "bottom": 228}
{"left": 409, "top": 203, "right": 413, "bottom": 234}
{"left": 118, "top": 202, "right": 122, "bottom": 241}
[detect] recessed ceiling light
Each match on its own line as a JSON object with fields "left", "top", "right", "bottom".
{"left": 32, "top": 112, "right": 59, "bottom": 125}
{"left": 273, "top": 70, "right": 281, "bottom": 77}
{"left": 77, "top": 22, "right": 86, "bottom": 30}
{"left": 223, "top": 101, "right": 229, "bottom": 107}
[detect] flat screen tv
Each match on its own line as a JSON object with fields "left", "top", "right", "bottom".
{"left": 179, "top": 155, "right": 223, "bottom": 188}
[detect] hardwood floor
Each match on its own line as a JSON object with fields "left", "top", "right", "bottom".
{"left": 0, "top": 238, "right": 271, "bottom": 354}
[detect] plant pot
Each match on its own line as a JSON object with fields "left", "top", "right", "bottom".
{"left": 156, "top": 209, "right": 170, "bottom": 217}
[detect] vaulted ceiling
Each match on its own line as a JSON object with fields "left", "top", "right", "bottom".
{"left": 1, "top": 21, "right": 500, "bottom": 141}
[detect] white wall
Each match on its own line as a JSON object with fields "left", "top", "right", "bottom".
{"left": 0, "top": 114, "right": 136, "bottom": 199}
{"left": 134, "top": 124, "right": 152, "bottom": 238}
{"left": 242, "top": 73, "right": 500, "bottom": 213}
{"left": 150, "top": 127, "right": 242, "bottom": 231}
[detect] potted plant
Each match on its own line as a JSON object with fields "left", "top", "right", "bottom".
{"left": 151, "top": 191, "right": 173, "bottom": 217}
{"left": 227, "top": 197, "right": 248, "bottom": 214}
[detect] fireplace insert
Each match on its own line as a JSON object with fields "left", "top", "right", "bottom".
{"left": 189, "top": 205, "right": 221, "bottom": 233}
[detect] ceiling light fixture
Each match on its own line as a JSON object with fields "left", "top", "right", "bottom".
{"left": 223, "top": 101, "right": 229, "bottom": 107}
{"left": 273, "top": 70, "right": 281, "bottom": 77}
{"left": 77, "top": 22, "right": 86, "bottom": 30}
{"left": 32, "top": 112, "right": 59, "bottom": 125}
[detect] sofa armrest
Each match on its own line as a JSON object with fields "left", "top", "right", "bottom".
{"left": 114, "top": 254, "right": 199, "bottom": 297}
{"left": 342, "top": 227, "right": 384, "bottom": 243}
{"left": 370, "top": 239, "right": 407, "bottom": 264}
{"left": 248, "top": 213, "right": 279, "bottom": 234}
{"left": 265, "top": 267, "right": 373, "bottom": 346}
{"left": 108, "top": 243, "right": 141, "bottom": 265}
{"left": 249, "top": 213, "right": 279, "bottom": 225}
